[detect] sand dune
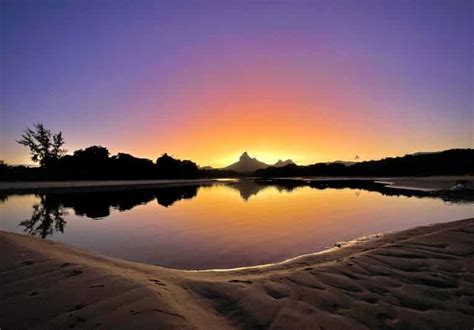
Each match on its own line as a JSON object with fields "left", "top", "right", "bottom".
{"left": 1, "top": 218, "right": 474, "bottom": 329}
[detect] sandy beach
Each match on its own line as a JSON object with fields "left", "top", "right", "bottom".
{"left": 3, "top": 0, "right": 473, "bottom": 328}
{"left": 1, "top": 217, "right": 473, "bottom": 329}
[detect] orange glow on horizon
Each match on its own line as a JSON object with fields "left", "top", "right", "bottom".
{"left": 5, "top": 45, "right": 472, "bottom": 167}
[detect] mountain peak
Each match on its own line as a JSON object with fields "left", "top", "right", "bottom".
{"left": 224, "top": 152, "right": 296, "bottom": 173}
{"left": 240, "top": 151, "right": 251, "bottom": 160}
{"left": 225, "top": 152, "right": 268, "bottom": 173}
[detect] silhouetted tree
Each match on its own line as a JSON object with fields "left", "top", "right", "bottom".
{"left": 17, "top": 123, "right": 66, "bottom": 167}
{"left": 155, "top": 153, "right": 199, "bottom": 178}
{"left": 156, "top": 153, "right": 180, "bottom": 170}
{"left": 67, "top": 146, "right": 111, "bottom": 179}
{"left": 73, "top": 145, "right": 109, "bottom": 161}
{"left": 110, "top": 153, "right": 155, "bottom": 179}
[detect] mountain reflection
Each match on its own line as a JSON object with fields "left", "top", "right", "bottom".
{"left": 225, "top": 179, "right": 297, "bottom": 201}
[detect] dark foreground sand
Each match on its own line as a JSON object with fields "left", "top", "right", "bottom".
{"left": 1, "top": 218, "right": 474, "bottom": 329}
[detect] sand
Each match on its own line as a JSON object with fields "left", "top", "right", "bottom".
{"left": 1, "top": 218, "right": 473, "bottom": 329}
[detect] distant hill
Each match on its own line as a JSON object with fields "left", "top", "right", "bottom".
{"left": 274, "top": 159, "right": 296, "bottom": 167}
{"left": 411, "top": 151, "right": 438, "bottom": 156}
{"left": 330, "top": 160, "right": 357, "bottom": 166}
{"left": 224, "top": 152, "right": 295, "bottom": 173}
{"left": 255, "top": 149, "right": 474, "bottom": 177}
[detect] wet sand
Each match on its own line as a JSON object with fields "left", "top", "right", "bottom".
{"left": 1, "top": 218, "right": 473, "bottom": 329}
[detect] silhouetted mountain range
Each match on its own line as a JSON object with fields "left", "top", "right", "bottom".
{"left": 223, "top": 152, "right": 295, "bottom": 173}
{"left": 1, "top": 148, "right": 472, "bottom": 181}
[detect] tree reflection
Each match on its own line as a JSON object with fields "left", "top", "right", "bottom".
{"left": 16, "top": 185, "right": 203, "bottom": 238}
{"left": 19, "top": 195, "right": 68, "bottom": 238}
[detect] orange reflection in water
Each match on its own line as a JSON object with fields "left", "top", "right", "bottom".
{"left": 1, "top": 185, "right": 472, "bottom": 269}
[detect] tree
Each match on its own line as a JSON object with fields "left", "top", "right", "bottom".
{"left": 73, "top": 145, "right": 109, "bottom": 161}
{"left": 155, "top": 153, "right": 199, "bottom": 178}
{"left": 17, "top": 123, "right": 66, "bottom": 167}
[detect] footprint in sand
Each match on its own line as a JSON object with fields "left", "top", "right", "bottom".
{"left": 66, "top": 269, "right": 83, "bottom": 277}
{"left": 228, "top": 279, "right": 252, "bottom": 284}
{"left": 148, "top": 278, "right": 167, "bottom": 286}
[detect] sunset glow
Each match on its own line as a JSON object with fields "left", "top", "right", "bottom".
{"left": 2, "top": 2, "right": 473, "bottom": 328}
{"left": 2, "top": 1, "right": 472, "bottom": 166}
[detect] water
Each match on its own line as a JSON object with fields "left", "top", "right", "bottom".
{"left": 1, "top": 180, "right": 472, "bottom": 269}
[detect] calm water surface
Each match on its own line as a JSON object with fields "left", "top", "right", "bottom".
{"left": 1, "top": 181, "right": 472, "bottom": 269}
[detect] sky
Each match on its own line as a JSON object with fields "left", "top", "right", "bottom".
{"left": 1, "top": 0, "right": 472, "bottom": 167}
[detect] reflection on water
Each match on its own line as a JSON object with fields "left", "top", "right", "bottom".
{"left": 1, "top": 179, "right": 473, "bottom": 269}
{"left": 19, "top": 195, "right": 68, "bottom": 239}
{"left": 39, "top": 184, "right": 202, "bottom": 219}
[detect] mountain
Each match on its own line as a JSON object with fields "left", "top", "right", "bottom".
{"left": 274, "top": 159, "right": 296, "bottom": 167}
{"left": 411, "top": 151, "right": 438, "bottom": 156}
{"left": 330, "top": 160, "right": 357, "bottom": 166}
{"left": 223, "top": 152, "right": 296, "bottom": 173}
{"left": 224, "top": 152, "right": 269, "bottom": 173}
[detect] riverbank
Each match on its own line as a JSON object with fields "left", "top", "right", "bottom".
{"left": 0, "top": 178, "right": 224, "bottom": 194}
{"left": 376, "top": 176, "right": 474, "bottom": 191}
{"left": 1, "top": 176, "right": 472, "bottom": 194}
{"left": 1, "top": 218, "right": 473, "bottom": 329}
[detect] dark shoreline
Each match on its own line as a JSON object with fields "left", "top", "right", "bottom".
{"left": 254, "top": 177, "right": 474, "bottom": 203}
{"left": 1, "top": 176, "right": 473, "bottom": 204}
{"left": 0, "top": 178, "right": 221, "bottom": 195}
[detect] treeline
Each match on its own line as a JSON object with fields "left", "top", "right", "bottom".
{"left": 0, "top": 145, "right": 239, "bottom": 181}
{"left": 2, "top": 123, "right": 241, "bottom": 181}
{"left": 4, "top": 124, "right": 472, "bottom": 181}
{"left": 256, "top": 149, "right": 474, "bottom": 177}
{"left": 1, "top": 144, "right": 472, "bottom": 181}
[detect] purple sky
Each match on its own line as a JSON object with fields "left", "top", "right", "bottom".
{"left": 1, "top": 0, "right": 472, "bottom": 166}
